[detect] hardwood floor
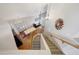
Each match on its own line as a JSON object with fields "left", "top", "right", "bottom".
{"left": 17, "top": 27, "right": 43, "bottom": 50}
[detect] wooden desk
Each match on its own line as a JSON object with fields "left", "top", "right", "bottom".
{"left": 24, "top": 27, "right": 36, "bottom": 35}
{"left": 17, "top": 26, "right": 43, "bottom": 50}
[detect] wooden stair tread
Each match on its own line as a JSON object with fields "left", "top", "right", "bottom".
{"left": 43, "top": 33, "right": 64, "bottom": 55}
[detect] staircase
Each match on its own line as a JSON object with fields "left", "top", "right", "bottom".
{"left": 43, "top": 33, "right": 64, "bottom": 55}
{"left": 32, "top": 34, "right": 40, "bottom": 50}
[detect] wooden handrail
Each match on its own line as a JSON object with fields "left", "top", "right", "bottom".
{"left": 47, "top": 32, "right": 79, "bottom": 49}
{"left": 56, "top": 38, "right": 79, "bottom": 48}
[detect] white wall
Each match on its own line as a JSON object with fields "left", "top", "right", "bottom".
{"left": 0, "top": 23, "right": 17, "bottom": 50}
{"left": 0, "top": 3, "right": 46, "bottom": 22}
{"left": 45, "top": 3, "right": 79, "bottom": 38}
{"left": 44, "top": 3, "right": 79, "bottom": 54}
